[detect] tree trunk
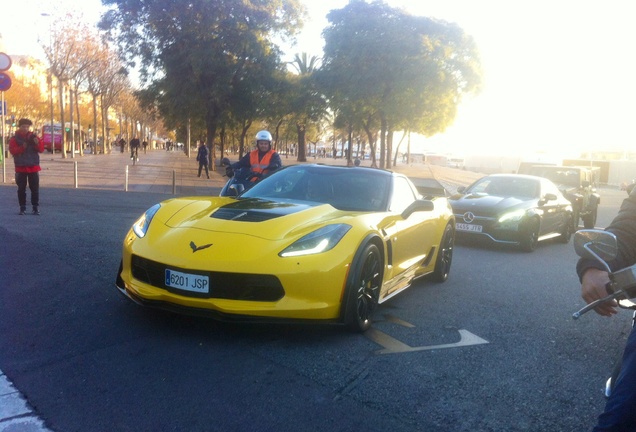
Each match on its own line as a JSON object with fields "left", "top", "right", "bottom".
{"left": 379, "top": 114, "right": 387, "bottom": 169}
{"left": 92, "top": 95, "right": 98, "bottom": 154}
{"left": 347, "top": 123, "right": 353, "bottom": 166}
{"left": 239, "top": 120, "right": 252, "bottom": 158}
{"left": 362, "top": 119, "right": 377, "bottom": 168}
{"left": 206, "top": 118, "right": 217, "bottom": 172}
{"left": 58, "top": 82, "right": 66, "bottom": 158}
{"left": 392, "top": 130, "right": 408, "bottom": 166}
{"left": 386, "top": 124, "right": 393, "bottom": 169}
{"left": 296, "top": 123, "right": 307, "bottom": 162}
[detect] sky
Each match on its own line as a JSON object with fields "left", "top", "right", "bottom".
{"left": 1, "top": 0, "right": 635, "bottom": 159}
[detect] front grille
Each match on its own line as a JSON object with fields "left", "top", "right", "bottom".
{"left": 131, "top": 255, "right": 284, "bottom": 301}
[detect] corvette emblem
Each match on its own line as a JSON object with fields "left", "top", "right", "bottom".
{"left": 190, "top": 241, "right": 213, "bottom": 253}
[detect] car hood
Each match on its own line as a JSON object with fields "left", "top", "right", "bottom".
{"left": 157, "top": 197, "right": 354, "bottom": 241}
{"left": 449, "top": 193, "right": 530, "bottom": 216}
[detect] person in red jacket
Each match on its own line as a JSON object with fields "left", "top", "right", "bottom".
{"left": 9, "top": 118, "right": 44, "bottom": 215}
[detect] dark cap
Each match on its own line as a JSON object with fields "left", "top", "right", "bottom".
{"left": 18, "top": 118, "right": 32, "bottom": 126}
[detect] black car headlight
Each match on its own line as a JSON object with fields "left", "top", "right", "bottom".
{"left": 132, "top": 204, "right": 161, "bottom": 238}
{"left": 279, "top": 224, "right": 352, "bottom": 257}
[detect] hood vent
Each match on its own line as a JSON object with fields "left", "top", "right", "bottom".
{"left": 212, "top": 208, "right": 281, "bottom": 222}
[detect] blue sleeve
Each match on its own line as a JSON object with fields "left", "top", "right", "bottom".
{"left": 576, "top": 189, "right": 636, "bottom": 280}
{"left": 232, "top": 153, "right": 251, "bottom": 170}
{"left": 270, "top": 152, "right": 283, "bottom": 168}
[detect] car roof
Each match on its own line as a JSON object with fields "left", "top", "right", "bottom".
{"left": 482, "top": 173, "right": 543, "bottom": 181}
{"left": 279, "top": 163, "right": 398, "bottom": 178}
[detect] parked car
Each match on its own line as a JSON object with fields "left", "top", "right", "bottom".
{"left": 523, "top": 165, "right": 600, "bottom": 228}
{"left": 116, "top": 164, "right": 456, "bottom": 332}
{"left": 449, "top": 174, "right": 574, "bottom": 252}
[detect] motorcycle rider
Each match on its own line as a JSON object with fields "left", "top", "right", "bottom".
{"left": 577, "top": 187, "right": 636, "bottom": 431}
{"left": 130, "top": 136, "right": 141, "bottom": 160}
{"left": 225, "top": 130, "right": 282, "bottom": 180}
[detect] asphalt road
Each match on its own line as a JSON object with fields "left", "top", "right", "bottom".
{"left": 0, "top": 151, "right": 631, "bottom": 431}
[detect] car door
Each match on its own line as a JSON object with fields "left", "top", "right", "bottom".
{"left": 381, "top": 176, "right": 436, "bottom": 297}
{"left": 538, "top": 179, "right": 566, "bottom": 235}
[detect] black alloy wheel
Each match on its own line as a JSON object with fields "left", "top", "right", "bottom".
{"left": 582, "top": 207, "right": 598, "bottom": 229}
{"left": 345, "top": 244, "right": 382, "bottom": 332}
{"left": 520, "top": 219, "right": 540, "bottom": 252}
{"left": 559, "top": 215, "right": 573, "bottom": 243}
{"left": 432, "top": 223, "right": 455, "bottom": 283}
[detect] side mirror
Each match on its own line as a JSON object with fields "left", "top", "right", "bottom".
{"left": 457, "top": 186, "right": 466, "bottom": 193}
{"left": 543, "top": 193, "right": 557, "bottom": 201}
{"left": 401, "top": 199, "right": 434, "bottom": 219}
{"left": 227, "top": 183, "right": 245, "bottom": 197}
{"left": 574, "top": 229, "right": 617, "bottom": 272}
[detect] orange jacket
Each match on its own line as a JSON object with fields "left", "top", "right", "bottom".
{"left": 249, "top": 149, "right": 275, "bottom": 174}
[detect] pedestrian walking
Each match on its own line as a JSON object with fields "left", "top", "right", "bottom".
{"left": 119, "top": 138, "right": 126, "bottom": 153}
{"left": 9, "top": 118, "right": 44, "bottom": 215}
{"left": 196, "top": 141, "right": 210, "bottom": 178}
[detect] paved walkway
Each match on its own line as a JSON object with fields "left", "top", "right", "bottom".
{"left": 0, "top": 148, "right": 482, "bottom": 195}
{"left": 1, "top": 148, "right": 227, "bottom": 194}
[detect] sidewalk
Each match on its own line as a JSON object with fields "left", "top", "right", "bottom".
{"left": 0, "top": 148, "right": 482, "bottom": 195}
{"left": 1, "top": 148, "right": 227, "bottom": 195}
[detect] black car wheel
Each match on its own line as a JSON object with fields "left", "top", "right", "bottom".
{"left": 582, "top": 207, "right": 598, "bottom": 229}
{"left": 432, "top": 223, "right": 454, "bottom": 283}
{"left": 344, "top": 243, "right": 382, "bottom": 332}
{"left": 559, "top": 215, "right": 573, "bottom": 243}
{"left": 520, "top": 219, "right": 540, "bottom": 252}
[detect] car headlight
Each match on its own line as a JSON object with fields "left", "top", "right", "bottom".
{"left": 279, "top": 224, "right": 352, "bottom": 257}
{"left": 498, "top": 209, "right": 526, "bottom": 223}
{"left": 132, "top": 204, "right": 161, "bottom": 238}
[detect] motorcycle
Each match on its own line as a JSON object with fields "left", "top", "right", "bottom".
{"left": 219, "top": 157, "right": 277, "bottom": 197}
{"left": 572, "top": 229, "right": 636, "bottom": 397}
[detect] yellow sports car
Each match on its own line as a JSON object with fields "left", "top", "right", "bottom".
{"left": 116, "top": 164, "right": 455, "bottom": 331}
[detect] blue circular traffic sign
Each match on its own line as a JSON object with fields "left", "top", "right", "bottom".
{"left": 0, "top": 72, "right": 12, "bottom": 91}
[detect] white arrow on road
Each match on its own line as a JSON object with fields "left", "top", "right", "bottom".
{"left": 366, "top": 328, "right": 489, "bottom": 355}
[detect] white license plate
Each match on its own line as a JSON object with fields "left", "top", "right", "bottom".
{"left": 456, "top": 223, "right": 483, "bottom": 232}
{"left": 165, "top": 269, "right": 210, "bottom": 294}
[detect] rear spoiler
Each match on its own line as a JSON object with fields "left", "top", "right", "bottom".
{"left": 411, "top": 178, "right": 448, "bottom": 198}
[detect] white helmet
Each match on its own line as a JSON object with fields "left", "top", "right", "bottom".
{"left": 255, "top": 130, "right": 273, "bottom": 142}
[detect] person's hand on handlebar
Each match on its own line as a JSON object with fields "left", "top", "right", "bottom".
{"left": 225, "top": 166, "right": 234, "bottom": 178}
{"left": 581, "top": 268, "right": 618, "bottom": 316}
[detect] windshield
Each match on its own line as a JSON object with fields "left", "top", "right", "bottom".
{"left": 241, "top": 165, "right": 391, "bottom": 212}
{"left": 531, "top": 167, "right": 580, "bottom": 187}
{"left": 467, "top": 176, "right": 539, "bottom": 199}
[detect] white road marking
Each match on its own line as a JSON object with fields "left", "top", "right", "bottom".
{"left": 366, "top": 328, "right": 489, "bottom": 355}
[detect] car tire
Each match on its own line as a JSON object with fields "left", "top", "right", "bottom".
{"left": 572, "top": 208, "right": 580, "bottom": 231}
{"left": 559, "top": 215, "right": 573, "bottom": 243}
{"left": 344, "top": 243, "right": 382, "bottom": 332}
{"left": 582, "top": 206, "right": 598, "bottom": 229}
{"left": 431, "top": 223, "right": 454, "bottom": 283}
{"left": 520, "top": 219, "right": 539, "bottom": 252}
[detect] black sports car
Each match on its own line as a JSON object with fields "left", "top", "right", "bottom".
{"left": 449, "top": 174, "right": 574, "bottom": 252}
